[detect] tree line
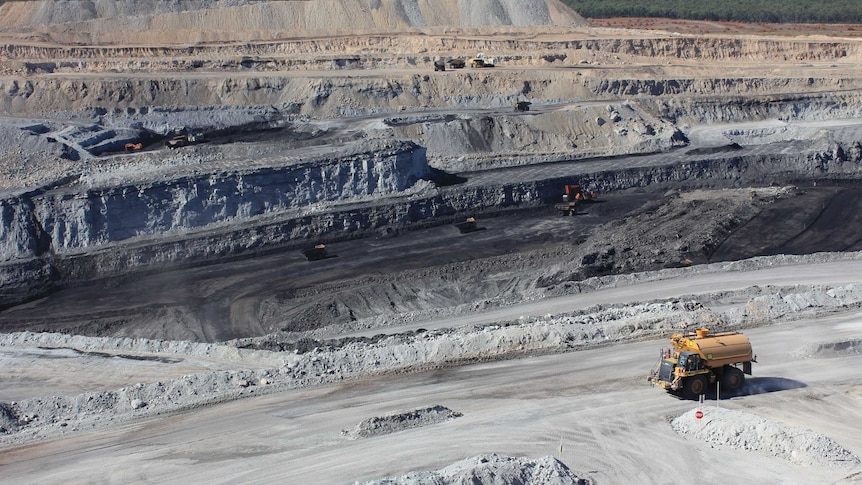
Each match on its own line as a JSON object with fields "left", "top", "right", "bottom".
{"left": 561, "top": 0, "right": 862, "bottom": 23}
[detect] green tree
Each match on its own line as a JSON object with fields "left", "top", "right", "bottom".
{"left": 561, "top": 0, "right": 862, "bottom": 23}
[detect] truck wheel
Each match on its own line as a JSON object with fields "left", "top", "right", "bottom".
{"left": 720, "top": 366, "right": 745, "bottom": 393}
{"left": 683, "top": 375, "right": 708, "bottom": 400}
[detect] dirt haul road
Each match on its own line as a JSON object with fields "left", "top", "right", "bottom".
{"left": 1, "top": 260, "right": 861, "bottom": 484}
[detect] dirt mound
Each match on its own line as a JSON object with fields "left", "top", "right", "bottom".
{"left": 358, "top": 453, "right": 589, "bottom": 485}
{"left": 0, "top": 0, "right": 586, "bottom": 44}
{"left": 672, "top": 407, "right": 860, "bottom": 469}
{"left": 0, "top": 123, "right": 81, "bottom": 190}
{"left": 342, "top": 405, "right": 462, "bottom": 439}
{"left": 791, "top": 337, "right": 862, "bottom": 359}
{"left": 0, "top": 0, "right": 250, "bottom": 29}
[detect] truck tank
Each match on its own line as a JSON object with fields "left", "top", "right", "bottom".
{"left": 670, "top": 328, "right": 754, "bottom": 369}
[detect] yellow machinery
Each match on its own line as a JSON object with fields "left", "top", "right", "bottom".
{"left": 648, "top": 328, "right": 756, "bottom": 399}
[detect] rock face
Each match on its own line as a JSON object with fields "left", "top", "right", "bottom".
{"left": 2, "top": 130, "right": 861, "bottom": 308}
{"left": 1, "top": 140, "right": 426, "bottom": 255}
{"left": 33, "top": 140, "right": 428, "bottom": 254}
{"left": 0, "top": 139, "right": 435, "bottom": 304}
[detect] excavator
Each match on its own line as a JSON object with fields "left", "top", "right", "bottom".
{"left": 554, "top": 184, "right": 598, "bottom": 216}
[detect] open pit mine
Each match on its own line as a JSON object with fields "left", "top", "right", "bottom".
{"left": 1, "top": 1, "right": 862, "bottom": 484}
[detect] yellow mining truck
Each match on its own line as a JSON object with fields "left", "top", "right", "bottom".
{"left": 648, "top": 328, "right": 755, "bottom": 399}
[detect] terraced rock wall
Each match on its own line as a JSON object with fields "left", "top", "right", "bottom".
{"left": 1, "top": 140, "right": 429, "bottom": 262}
{"left": 3, "top": 137, "right": 861, "bottom": 308}
{"left": 2, "top": 35, "right": 859, "bottom": 74}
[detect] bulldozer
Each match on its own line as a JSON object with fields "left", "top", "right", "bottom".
{"left": 553, "top": 184, "right": 598, "bottom": 216}
{"left": 648, "top": 328, "right": 756, "bottom": 399}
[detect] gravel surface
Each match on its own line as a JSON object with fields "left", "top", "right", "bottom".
{"left": 2, "top": 254, "right": 862, "bottom": 449}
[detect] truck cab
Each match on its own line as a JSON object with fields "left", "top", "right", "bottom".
{"left": 677, "top": 351, "right": 701, "bottom": 372}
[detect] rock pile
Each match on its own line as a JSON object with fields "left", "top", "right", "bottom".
{"left": 357, "top": 453, "right": 589, "bottom": 485}
{"left": 672, "top": 407, "right": 860, "bottom": 469}
{"left": 342, "top": 405, "right": 462, "bottom": 439}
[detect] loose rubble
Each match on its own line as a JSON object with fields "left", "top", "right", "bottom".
{"left": 342, "top": 405, "right": 462, "bottom": 439}
{"left": 356, "top": 454, "right": 590, "bottom": 485}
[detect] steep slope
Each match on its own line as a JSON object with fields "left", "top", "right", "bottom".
{"left": 0, "top": 0, "right": 587, "bottom": 43}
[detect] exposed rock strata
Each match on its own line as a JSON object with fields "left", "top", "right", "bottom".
{"left": 3, "top": 133, "right": 861, "bottom": 312}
